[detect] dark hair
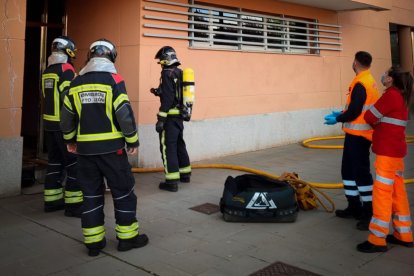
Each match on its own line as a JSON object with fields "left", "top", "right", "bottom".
{"left": 355, "top": 51, "right": 372, "bottom": 67}
{"left": 388, "top": 66, "right": 413, "bottom": 106}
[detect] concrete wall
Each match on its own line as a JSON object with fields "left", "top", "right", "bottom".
{"left": 0, "top": 0, "right": 26, "bottom": 197}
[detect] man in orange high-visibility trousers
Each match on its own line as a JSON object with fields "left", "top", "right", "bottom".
{"left": 357, "top": 66, "right": 413, "bottom": 253}
{"left": 324, "top": 51, "right": 380, "bottom": 231}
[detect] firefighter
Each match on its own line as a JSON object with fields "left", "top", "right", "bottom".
{"left": 324, "top": 51, "right": 380, "bottom": 230}
{"left": 42, "top": 36, "right": 83, "bottom": 217}
{"left": 357, "top": 66, "right": 413, "bottom": 252}
{"left": 151, "top": 46, "right": 191, "bottom": 192}
{"left": 60, "top": 39, "right": 148, "bottom": 256}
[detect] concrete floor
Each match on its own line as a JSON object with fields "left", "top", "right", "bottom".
{"left": 1, "top": 122, "right": 413, "bottom": 276}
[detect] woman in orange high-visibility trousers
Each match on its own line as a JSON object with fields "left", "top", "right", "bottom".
{"left": 357, "top": 66, "right": 414, "bottom": 253}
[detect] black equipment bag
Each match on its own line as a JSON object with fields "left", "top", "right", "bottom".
{"left": 220, "top": 174, "right": 298, "bottom": 222}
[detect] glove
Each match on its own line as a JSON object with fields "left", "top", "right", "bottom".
{"left": 324, "top": 115, "right": 337, "bottom": 125}
{"left": 150, "top": 88, "right": 161, "bottom": 96}
{"left": 155, "top": 120, "right": 164, "bottom": 133}
{"left": 324, "top": 111, "right": 342, "bottom": 121}
{"left": 331, "top": 110, "right": 343, "bottom": 117}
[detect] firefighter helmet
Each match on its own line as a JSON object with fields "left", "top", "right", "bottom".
{"left": 155, "top": 46, "right": 180, "bottom": 66}
{"left": 88, "top": 39, "right": 118, "bottom": 62}
{"left": 51, "top": 36, "right": 77, "bottom": 58}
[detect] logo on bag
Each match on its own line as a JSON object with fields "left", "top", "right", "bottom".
{"left": 246, "top": 192, "right": 277, "bottom": 209}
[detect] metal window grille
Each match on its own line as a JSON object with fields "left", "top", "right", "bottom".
{"left": 143, "top": 0, "right": 342, "bottom": 54}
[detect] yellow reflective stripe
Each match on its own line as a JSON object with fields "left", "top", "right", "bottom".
{"left": 63, "top": 130, "right": 77, "bottom": 140}
{"left": 115, "top": 222, "right": 139, "bottom": 240}
{"left": 161, "top": 131, "right": 168, "bottom": 172}
{"left": 117, "top": 231, "right": 138, "bottom": 240}
{"left": 84, "top": 232, "right": 106, "bottom": 244}
{"left": 65, "top": 190, "right": 83, "bottom": 197}
{"left": 106, "top": 92, "right": 116, "bottom": 133}
{"left": 44, "top": 188, "right": 64, "bottom": 202}
{"left": 83, "top": 225, "right": 105, "bottom": 236}
{"left": 43, "top": 114, "right": 60, "bottom": 122}
{"left": 44, "top": 194, "right": 63, "bottom": 202}
{"left": 167, "top": 108, "right": 180, "bottom": 115}
{"left": 65, "top": 190, "right": 83, "bottom": 204}
{"left": 65, "top": 197, "right": 83, "bottom": 204}
{"left": 72, "top": 90, "right": 82, "bottom": 116}
{"left": 69, "top": 84, "right": 112, "bottom": 94}
{"left": 64, "top": 96, "right": 73, "bottom": 110}
{"left": 77, "top": 132, "right": 123, "bottom": 142}
{"left": 59, "top": 80, "right": 71, "bottom": 93}
{"left": 44, "top": 188, "right": 63, "bottom": 196}
{"left": 166, "top": 172, "right": 180, "bottom": 180}
{"left": 179, "top": 166, "right": 191, "bottom": 174}
{"left": 115, "top": 222, "right": 139, "bottom": 233}
{"left": 113, "top": 94, "right": 129, "bottom": 110}
{"left": 158, "top": 111, "right": 167, "bottom": 118}
{"left": 42, "top": 74, "right": 61, "bottom": 122}
{"left": 125, "top": 134, "right": 138, "bottom": 144}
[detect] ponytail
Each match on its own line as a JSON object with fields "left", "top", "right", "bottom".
{"left": 388, "top": 66, "right": 414, "bottom": 106}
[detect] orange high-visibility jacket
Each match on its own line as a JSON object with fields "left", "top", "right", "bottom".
{"left": 342, "top": 70, "right": 380, "bottom": 141}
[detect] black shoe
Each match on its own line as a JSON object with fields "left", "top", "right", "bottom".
{"left": 180, "top": 177, "right": 191, "bottom": 183}
{"left": 335, "top": 207, "right": 362, "bottom": 219}
{"left": 159, "top": 182, "right": 178, "bottom": 192}
{"left": 356, "top": 218, "right": 370, "bottom": 231}
{"left": 357, "top": 241, "right": 387, "bottom": 253}
{"left": 118, "top": 234, "right": 149, "bottom": 252}
{"left": 44, "top": 203, "right": 65, "bottom": 213}
{"left": 87, "top": 238, "right": 106, "bottom": 257}
{"left": 386, "top": 235, "right": 414, "bottom": 248}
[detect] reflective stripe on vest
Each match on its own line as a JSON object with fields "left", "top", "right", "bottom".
{"left": 370, "top": 101, "right": 408, "bottom": 127}
{"left": 42, "top": 73, "right": 60, "bottom": 122}
{"left": 342, "top": 70, "right": 380, "bottom": 141}
{"left": 69, "top": 84, "right": 125, "bottom": 143}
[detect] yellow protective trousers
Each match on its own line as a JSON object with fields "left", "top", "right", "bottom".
{"left": 368, "top": 155, "right": 413, "bottom": 246}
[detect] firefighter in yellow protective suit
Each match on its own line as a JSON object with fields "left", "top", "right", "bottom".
{"left": 42, "top": 36, "right": 83, "bottom": 217}
{"left": 60, "top": 39, "right": 148, "bottom": 256}
{"left": 151, "top": 46, "right": 191, "bottom": 192}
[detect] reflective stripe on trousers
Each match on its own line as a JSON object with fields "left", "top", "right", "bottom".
{"left": 368, "top": 155, "right": 413, "bottom": 246}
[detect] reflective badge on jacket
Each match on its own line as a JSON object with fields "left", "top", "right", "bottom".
{"left": 80, "top": 92, "right": 106, "bottom": 104}
{"left": 44, "top": 79, "right": 54, "bottom": 89}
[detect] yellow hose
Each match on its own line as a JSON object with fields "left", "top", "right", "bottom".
{"left": 302, "top": 135, "right": 414, "bottom": 185}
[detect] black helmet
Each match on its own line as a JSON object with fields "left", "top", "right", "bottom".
{"left": 51, "top": 36, "right": 77, "bottom": 58}
{"left": 155, "top": 46, "right": 180, "bottom": 66}
{"left": 88, "top": 39, "right": 117, "bottom": 62}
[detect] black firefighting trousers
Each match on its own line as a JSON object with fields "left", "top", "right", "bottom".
{"left": 44, "top": 131, "right": 81, "bottom": 210}
{"left": 159, "top": 117, "right": 191, "bottom": 183}
{"left": 77, "top": 150, "right": 138, "bottom": 232}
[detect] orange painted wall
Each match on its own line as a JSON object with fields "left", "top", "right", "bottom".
{"left": 0, "top": 0, "right": 26, "bottom": 137}
{"left": 65, "top": 0, "right": 414, "bottom": 126}
{"left": 138, "top": 0, "right": 342, "bottom": 124}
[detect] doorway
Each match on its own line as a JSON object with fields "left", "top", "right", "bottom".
{"left": 21, "top": 0, "right": 67, "bottom": 160}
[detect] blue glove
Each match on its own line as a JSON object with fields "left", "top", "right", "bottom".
{"left": 331, "top": 110, "right": 342, "bottom": 117}
{"left": 324, "top": 115, "right": 337, "bottom": 125}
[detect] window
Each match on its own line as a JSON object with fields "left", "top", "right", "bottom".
{"left": 143, "top": 0, "right": 342, "bottom": 54}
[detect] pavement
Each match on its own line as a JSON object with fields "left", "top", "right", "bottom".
{"left": 1, "top": 122, "right": 414, "bottom": 276}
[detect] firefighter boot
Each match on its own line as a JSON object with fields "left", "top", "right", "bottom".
{"left": 159, "top": 181, "right": 178, "bottom": 192}
{"left": 356, "top": 201, "right": 372, "bottom": 231}
{"left": 386, "top": 235, "right": 414, "bottom": 247}
{"left": 357, "top": 241, "right": 387, "bottom": 253}
{"left": 335, "top": 196, "right": 362, "bottom": 219}
{"left": 118, "top": 234, "right": 149, "bottom": 252}
{"left": 87, "top": 238, "right": 106, "bottom": 257}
